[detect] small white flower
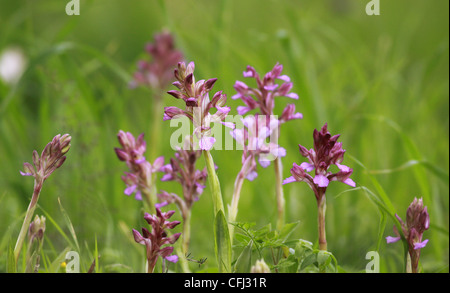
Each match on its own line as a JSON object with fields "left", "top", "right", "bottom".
{"left": 0, "top": 47, "right": 27, "bottom": 84}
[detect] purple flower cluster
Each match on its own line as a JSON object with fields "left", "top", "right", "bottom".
{"left": 132, "top": 207, "right": 181, "bottom": 273}
{"left": 20, "top": 134, "right": 71, "bottom": 181}
{"left": 230, "top": 114, "right": 286, "bottom": 181}
{"left": 164, "top": 61, "right": 234, "bottom": 150}
{"left": 130, "top": 31, "right": 184, "bottom": 91}
{"left": 157, "top": 137, "right": 208, "bottom": 211}
{"left": 283, "top": 123, "right": 355, "bottom": 199}
{"left": 386, "top": 197, "right": 430, "bottom": 273}
{"left": 115, "top": 130, "right": 164, "bottom": 200}
{"left": 232, "top": 63, "right": 302, "bottom": 122}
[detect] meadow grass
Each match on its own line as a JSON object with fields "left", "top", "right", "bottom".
{"left": 0, "top": 0, "right": 448, "bottom": 273}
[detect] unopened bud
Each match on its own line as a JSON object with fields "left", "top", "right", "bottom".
{"left": 250, "top": 259, "right": 271, "bottom": 273}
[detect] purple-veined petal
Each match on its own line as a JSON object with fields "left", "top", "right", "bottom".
{"left": 313, "top": 174, "right": 329, "bottom": 187}
{"left": 20, "top": 171, "right": 33, "bottom": 176}
{"left": 283, "top": 176, "right": 297, "bottom": 185}
{"left": 155, "top": 201, "right": 169, "bottom": 208}
{"left": 414, "top": 239, "right": 429, "bottom": 250}
{"left": 134, "top": 190, "right": 143, "bottom": 201}
{"left": 161, "top": 173, "right": 174, "bottom": 182}
{"left": 343, "top": 178, "right": 356, "bottom": 187}
{"left": 135, "top": 157, "right": 146, "bottom": 164}
{"left": 237, "top": 106, "right": 250, "bottom": 115}
{"left": 165, "top": 255, "right": 179, "bottom": 263}
{"left": 243, "top": 66, "right": 256, "bottom": 78}
{"left": 231, "top": 93, "right": 242, "bottom": 100}
{"left": 258, "top": 157, "right": 271, "bottom": 168}
{"left": 264, "top": 84, "right": 278, "bottom": 91}
{"left": 277, "top": 75, "right": 290, "bottom": 82}
{"left": 291, "top": 112, "right": 303, "bottom": 119}
{"left": 300, "top": 162, "right": 315, "bottom": 172}
{"left": 230, "top": 129, "right": 245, "bottom": 146}
{"left": 246, "top": 171, "right": 258, "bottom": 181}
{"left": 220, "top": 121, "right": 235, "bottom": 129}
{"left": 216, "top": 105, "right": 230, "bottom": 114}
{"left": 124, "top": 184, "right": 137, "bottom": 196}
{"left": 234, "top": 80, "right": 249, "bottom": 92}
{"left": 285, "top": 92, "right": 299, "bottom": 99}
{"left": 152, "top": 156, "right": 165, "bottom": 171}
{"left": 386, "top": 236, "right": 401, "bottom": 244}
{"left": 336, "top": 163, "right": 351, "bottom": 172}
{"left": 199, "top": 136, "right": 216, "bottom": 151}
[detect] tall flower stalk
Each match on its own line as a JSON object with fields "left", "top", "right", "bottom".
{"left": 386, "top": 197, "right": 430, "bottom": 273}
{"left": 132, "top": 207, "right": 181, "bottom": 273}
{"left": 232, "top": 63, "right": 302, "bottom": 230}
{"left": 130, "top": 31, "right": 184, "bottom": 160}
{"left": 15, "top": 134, "right": 71, "bottom": 264}
{"left": 283, "top": 124, "right": 355, "bottom": 251}
{"left": 157, "top": 136, "right": 208, "bottom": 254}
{"left": 115, "top": 130, "right": 164, "bottom": 213}
{"left": 25, "top": 215, "right": 45, "bottom": 273}
{"left": 228, "top": 114, "right": 286, "bottom": 238}
{"left": 164, "top": 61, "right": 232, "bottom": 272}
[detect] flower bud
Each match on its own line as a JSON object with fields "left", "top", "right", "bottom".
{"left": 250, "top": 259, "right": 271, "bottom": 273}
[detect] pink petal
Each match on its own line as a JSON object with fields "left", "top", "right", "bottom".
{"left": 343, "top": 178, "right": 356, "bottom": 187}
{"left": 283, "top": 176, "right": 297, "bottom": 185}
{"left": 386, "top": 236, "right": 401, "bottom": 244}
{"left": 264, "top": 84, "right": 278, "bottom": 91}
{"left": 237, "top": 106, "right": 250, "bottom": 115}
{"left": 134, "top": 191, "right": 142, "bottom": 201}
{"left": 258, "top": 158, "right": 271, "bottom": 168}
{"left": 165, "top": 255, "right": 179, "bottom": 263}
{"left": 246, "top": 171, "right": 258, "bottom": 181}
{"left": 313, "top": 174, "right": 329, "bottom": 187}
{"left": 220, "top": 121, "right": 235, "bottom": 129}
{"left": 336, "top": 163, "right": 350, "bottom": 172}
{"left": 161, "top": 173, "right": 173, "bottom": 182}
{"left": 231, "top": 93, "right": 242, "bottom": 100}
{"left": 124, "top": 184, "right": 137, "bottom": 196}
{"left": 300, "top": 162, "right": 315, "bottom": 172}
{"left": 155, "top": 201, "right": 169, "bottom": 208}
{"left": 199, "top": 136, "right": 216, "bottom": 151}
{"left": 286, "top": 93, "right": 299, "bottom": 99}
{"left": 277, "top": 75, "right": 291, "bottom": 82}
{"left": 414, "top": 239, "right": 429, "bottom": 250}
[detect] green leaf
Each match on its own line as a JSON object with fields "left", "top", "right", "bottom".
{"left": 204, "top": 150, "right": 225, "bottom": 215}
{"left": 7, "top": 242, "right": 16, "bottom": 273}
{"left": 214, "top": 210, "right": 231, "bottom": 273}
{"left": 317, "top": 250, "right": 331, "bottom": 266}
{"left": 300, "top": 253, "right": 317, "bottom": 271}
{"left": 279, "top": 221, "right": 300, "bottom": 242}
{"left": 234, "top": 240, "right": 253, "bottom": 273}
{"left": 58, "top": 197, "right": 80, "bottom": 252}
{"left": 277, "top": 254, "right": 299, "bottom": 273}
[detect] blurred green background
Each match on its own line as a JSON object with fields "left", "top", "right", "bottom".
{"left": 0, "top": 0, "right": 448, "bottom": 273}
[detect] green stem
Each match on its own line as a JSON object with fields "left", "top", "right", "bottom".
{"left": 182, "top": 208, "right": 192, "bottom": 255}
{"left": 203, "top": 150, "right": 231, "bottom": 273}
{"left": 318, "top": 195, "right": 327, "bottom": 251}
{"left": 228, "top": 173, "right": 245, "bottom": 244}
{"left": 203, "top": 150, "right": 224, "bottom": 214}
{"left": 142, "top": 185, "right": 156, "bottom": 215}
{"left": 274, "top": 157, "right": 285, "bottom": 231}
{"left": 14, "top": 179, "right": 43, "bottom": 264}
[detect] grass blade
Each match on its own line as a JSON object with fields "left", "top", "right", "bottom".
{"left": 214, "top": 210, "right": 231, "bottom": 273}
{"left": 58, "top": 197, "right": 80, "bottom": 252}
{"left": 234, "top": 240, "right": 253, "bottom": 273}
